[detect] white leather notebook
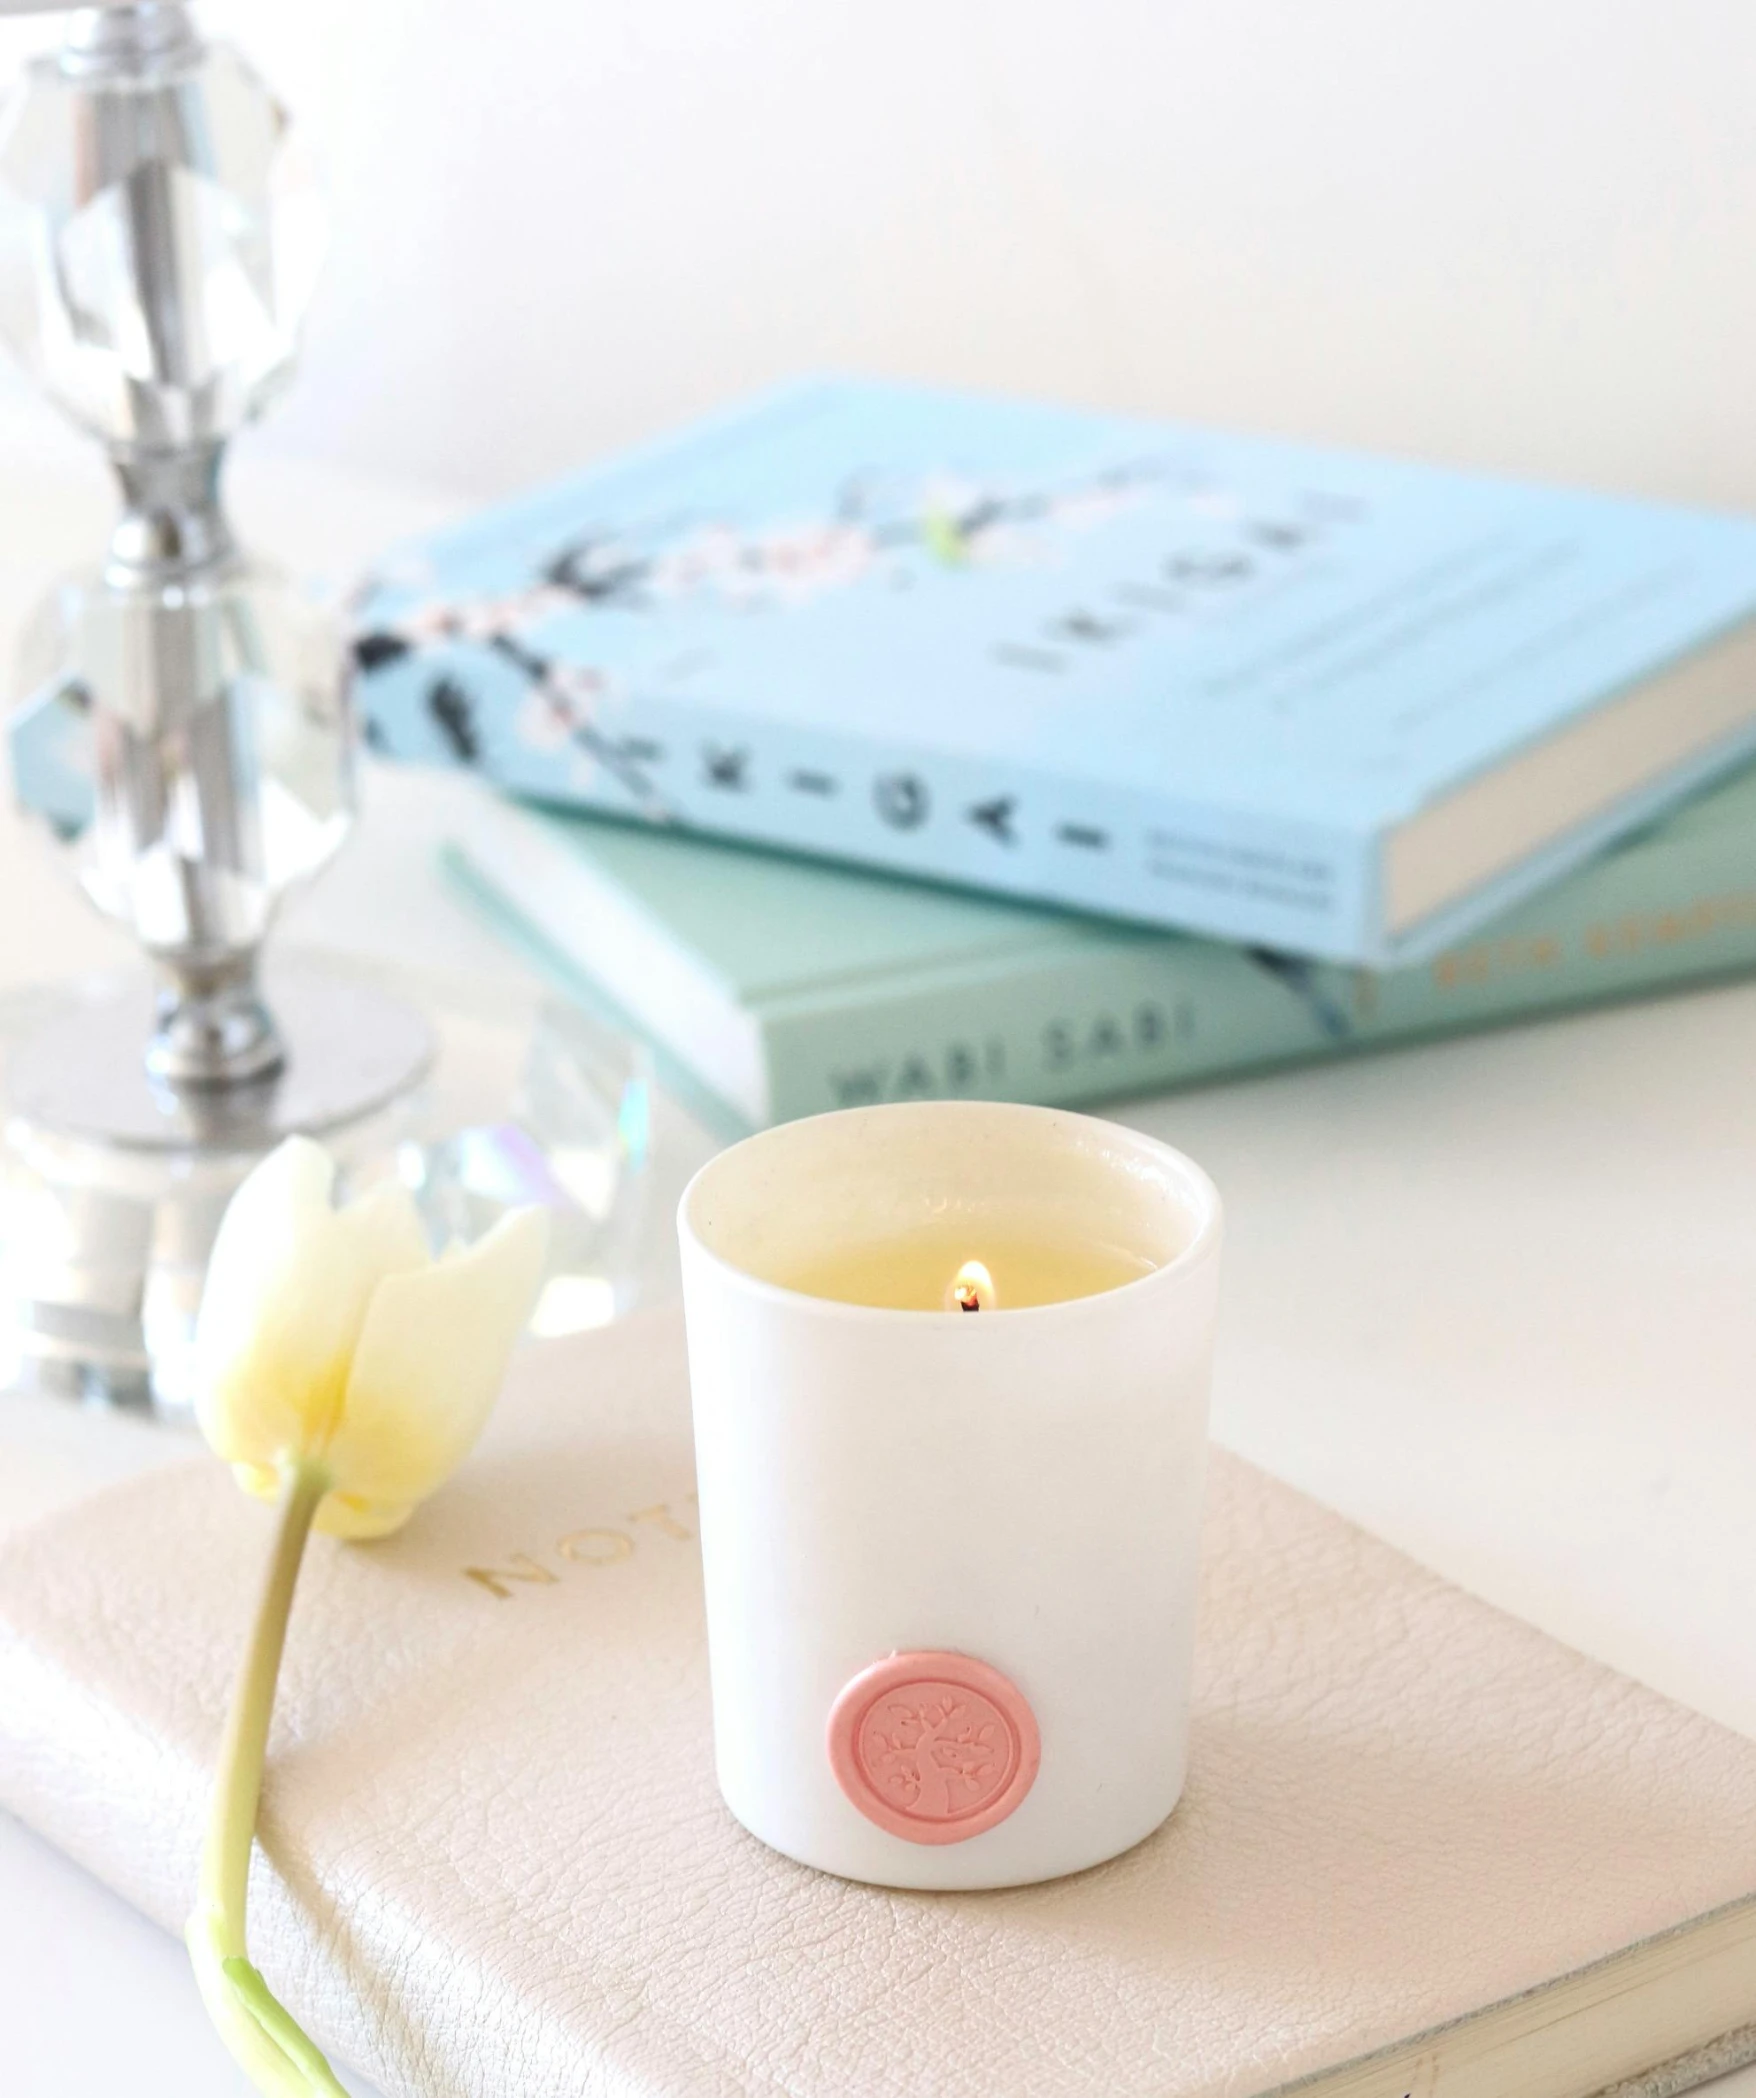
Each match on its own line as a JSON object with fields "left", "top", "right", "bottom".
{"left": 0, "top": 1309, "right": 1753, "bottom": 2098}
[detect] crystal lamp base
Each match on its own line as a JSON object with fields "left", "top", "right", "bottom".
{"left": 9, "top": 958, "right": 435, "bottom": 1151}
{"left": 0, "top": 952, "right": 650, "bottom": 1413}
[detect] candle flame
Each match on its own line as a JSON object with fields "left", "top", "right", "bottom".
{"left": 947, "top": 1259, "right": 996, "bottom": 1314}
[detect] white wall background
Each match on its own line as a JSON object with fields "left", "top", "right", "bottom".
{"left": 2, "top": 0, "right": 1754, "bottom": 510}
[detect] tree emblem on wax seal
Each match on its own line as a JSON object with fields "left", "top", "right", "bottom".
{"left": 826, "top": 1651, "right": 1041, "bottom": 1843}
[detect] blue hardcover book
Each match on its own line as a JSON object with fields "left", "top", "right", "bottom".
{"left": 353, "top": 380, "right": 1756, "bottom": 966}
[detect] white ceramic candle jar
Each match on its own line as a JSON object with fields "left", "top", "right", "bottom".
{"left": 677, "top": 1101, "right": 1223, "bottom": 1890}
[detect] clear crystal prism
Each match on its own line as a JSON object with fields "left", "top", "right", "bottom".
{"left": 0, "top": 34, "right": 323, "bottom": 449}
{"left": 10, "top": 554, "right": 352, "bottom": 962}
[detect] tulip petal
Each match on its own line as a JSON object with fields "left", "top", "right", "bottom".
{"left": 312, "top": 1493, "right": 417, "bottom": 1541}
{"left": 194, "top": 1139, "right": 431, "bottom": 1472}
{"left": 320, "top": 1205, "right": 549, "bottom": 1515}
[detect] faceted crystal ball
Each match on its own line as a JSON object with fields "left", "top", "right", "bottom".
{"left": 9, "top": 556, "right": 352, "bottom": 965}
{"left": 0, "top": 36, "right": 324, "bottom": 449}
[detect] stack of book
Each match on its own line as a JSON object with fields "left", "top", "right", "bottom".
{"left": 353, "top": 380, "right": 1756, "bottom": 1129}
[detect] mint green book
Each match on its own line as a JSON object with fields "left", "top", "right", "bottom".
{"left": 447, "top": 765, "right": 1756, "bottom": 1131}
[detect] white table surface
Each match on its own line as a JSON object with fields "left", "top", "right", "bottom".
{"left": 2, "top": 404, "right": 1753, "bottom": 2097}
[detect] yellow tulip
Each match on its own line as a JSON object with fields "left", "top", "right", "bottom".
{"left": 195, "top": 1135, "right": 549, "bottom": 1539}
{"left": 185, "top": 1136, "right": 548, "bottom": 2096}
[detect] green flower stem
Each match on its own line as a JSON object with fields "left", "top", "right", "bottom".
{"left": 186, "top": 1457, "right": 350, "bottom": 2098}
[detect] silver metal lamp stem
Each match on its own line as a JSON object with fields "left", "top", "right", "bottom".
{"left": 104, "top": 441, "right": 285, "bottom": 1090}
{"left": 51, "top": 0, "right": 287, "bottom": 1089}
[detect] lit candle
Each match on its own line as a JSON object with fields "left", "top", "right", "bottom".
{"left": 946, "top": 1259, "right": 994, "bottom": 1313}
{"left": 778, "top": 1227, "right": 1158, "bottom": 1313}
{"left": 678, "top": 1100, "right": 1223, "bottom": 1891}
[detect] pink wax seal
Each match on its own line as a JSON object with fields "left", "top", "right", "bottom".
{"left": 827, "top": 1650, "right": 1041, "bottom": 1844}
